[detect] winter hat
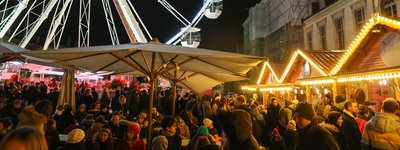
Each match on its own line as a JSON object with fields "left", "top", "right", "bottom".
{"left": 151, "top": 135, "right": 168, "bottom": 150}
{"left": 197, "top": 125, "right": 209, "bottom": 135}
{"left": 203, "top": 118, "right": 213, "bottom": 128}
{"left": 292, "top": 99, "right": 299, "bottom": 106}
{"left": 100, "top": 104, "right": 108, "bottom": 109}
{"left": 99, "top": 128, "right": 111, "bottom": 136}
{"left": 294, "top": 103, "right": 315, "bottom": 121}
{"left": 363, "top": 101, "right": 376, "bottom": 106}
{"left": 326, "top": 111, "right": 342, "bottom": 125}
{"left": 67, "top": 128, "right": 85, "bottom": 144}
{"left": 285, "top": 99, "right": 293, "bottom": 107}
{"left": 218, "top": 109, "right": 259, "bottom": 149}
{"left": 95, "top": 116, "right": 106, "bottom": 124}
{"left": 335, "top": 96, "right": 345, "bottom": 103}
{"left": 127, "top": 123, "right": 140, "bottom": 134}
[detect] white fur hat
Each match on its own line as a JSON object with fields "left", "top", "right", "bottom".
{"left": 203, "top": 118, "right": 213, "bottom": 128}
{"left": 67, "top": 128, "right": 85, "bottom": 144}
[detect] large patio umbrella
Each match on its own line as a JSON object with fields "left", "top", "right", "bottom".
{"left": 11, "top": 42, "right": 265, "bottom": 144}
{"left": 162, "top": 70, "right": 249, "bottom": 114}
{"left": 0, "top": 41, "right": 28, "bottom": 62}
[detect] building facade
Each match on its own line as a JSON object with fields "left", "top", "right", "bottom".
{"left": 244, "top": 0, "right": 338, "bottom": 60}
{"left": 303, "top": 0, "right": 400, "bottom": 50}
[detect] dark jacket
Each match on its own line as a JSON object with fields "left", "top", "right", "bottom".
{"left": 296, "top": 119, "right": 339, "bottom": 150}
{"left": 342, "top": 111, "right": 362, "bottom": 150}
{"left": 266, "top": 104, "right": 281, "bottom": 131}
{"left": 164, "top": 132, "right": 182, "bottom": 150}
{"left": 45, "top": 126, "right": 61, "bottom": 150}
{"left": 319, "top": 123, "right": 349, "bottom": 150}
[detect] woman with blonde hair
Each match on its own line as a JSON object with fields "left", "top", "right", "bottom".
{"left": 0, "top": 126, "right": 48, "bottom": 150}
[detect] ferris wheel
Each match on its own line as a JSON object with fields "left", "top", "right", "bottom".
{"left": 0, "top": 0, "right": 223, "bottom": 50}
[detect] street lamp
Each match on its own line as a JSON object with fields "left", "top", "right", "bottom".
{"left": 180, "top": 27, "right": 201, "bottom": 48}
{"left": 204, "top": 0, "right": 223, "bottom": 19}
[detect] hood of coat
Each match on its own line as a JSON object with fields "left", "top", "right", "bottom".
{"left": 367, "top": 112, "right": 400, "bottom": 133}
{"left": 319, "top": 122, "right": 340, "bottom": 133}
{"left": 18, "top": 107, "right": 47, "bottom": 132}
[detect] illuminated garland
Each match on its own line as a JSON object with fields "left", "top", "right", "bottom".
{"left": 330, "top": 14, "right": 400, "bottom": 75}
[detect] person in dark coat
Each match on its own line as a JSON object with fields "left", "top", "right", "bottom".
{"left": 74, "top": 104, "right": 87, "bottom": 123}
{"left": 294, "top": 103, "right": 339, "bottom": 150}
{"left": 61, "top": 104, "right": 77, "bottom": 127}
{"left": 128, "top": 89, "right": 140, "bottom": 117}
{"left": 156, "top": 116, "right": 182, "bottom": 150}
{"left": 82, "top": 89, "right": 94, "bottom": 109}
{"left": 91, "top": 87, "right": 99, "bottom": 102}
{"left": 266, "top": 98, "right": 281, "bottom": 132}
{"left": 342, "top": 101, "right": 361, "bottom": 150}
{"left": 319, "top": 111, "right": 349, "bottom": 150}
{"left": 45, "top": 119, "right": 61, "bottom": 150}
{"left": 217, "top": 109, "right": 260, "bottom": 150}
{"left": 96, "top": 104, "right": 111, "bottom": 120}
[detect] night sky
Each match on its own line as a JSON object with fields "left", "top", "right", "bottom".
{"left": 57, "top": 0, "right": 261, "bottom": 53}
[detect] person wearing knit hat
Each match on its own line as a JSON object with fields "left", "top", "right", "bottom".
{"left": 326, "top": 111, "right": 343, "bottom": 126}
{"left": 203, "top": 118, "right": 213, "bottom": 128}
{"left": 116, "top": 123, "right": 145, "bottom": 150}
{"left": 188, "top": 125, "right": 216, "bottom": 150}
{"left": 197, "top": 126, "right": 209, "bottom": 135}
{"left": 85, "top": 116, "right": 106, "bottom": 142}
{"left": 203, "top": 118, "right": 219, "bottom": 141}
{"left": 294, "top": 103, "right": 316, "bottom": 122}
{"left": 218, "top": 109, "right": 259, "bottom": 150}
{"left": 319, "top": 111, "right": 348, "bottom": 150}
{"left": 293, "top": 103, "right": 339, "bottom": 149}
{"left": 152, "top": 135, "right": 168, "bottom": 150}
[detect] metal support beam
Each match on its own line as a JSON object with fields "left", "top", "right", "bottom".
{"left": 19, "top": 0, "right": 59, "bottom": 48}
{"left": 101, "top": 0, "right": 119, "bottom": 45}
{"left": 0, "top": 0, "right": 30, "bottom": 38}
{"left": 78, "top": 0, "right": 90, "bottom": 47}
{"left": 112, "top": 0, "right": 147, "bottom": 43}
{"left": 43, "top": 0, "right": 73, "bottom": 50}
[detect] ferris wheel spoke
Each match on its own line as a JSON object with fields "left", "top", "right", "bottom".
{"left": 113, "top": 0, "right": 147, "bottom": 43}
{"left": 126, "top": 0, "right": 152, "bottom": 41}
{"left": 102, "top": 0, "right": 120, "bottom": 45}
{"left": 44, "top": 0, "right": 73, "bottom": 50}
{"left": 0, "top": 0, "right": 30, "bottom": 39}
{"left": 19, "top": 0, "right": 59, "bottom": 48}
{"left": 158, "top": 0, "right": 190, "bottom": 26}
{"left": 78, "top": 0, "right": 90, "bottom": 47}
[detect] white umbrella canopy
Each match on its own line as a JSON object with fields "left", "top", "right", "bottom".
{"left": 162, "top": 70, "right": 249, "bottom": 93}
{"left": 122, "top": 70, "right": 249, "bottom": 93}
{"left": 0, "top": 41, "right": 28, "bottom": 62}
{"left": 14, "top": 43, "right": 263, "bottom": 75}
{"left": 12, "top": 42, "right": 265, "bottom": 145}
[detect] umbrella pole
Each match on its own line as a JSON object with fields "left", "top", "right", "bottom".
{"left": 172, "top": 69, "right": 177, "bottom": 116}
{"left": 147, "top": 75, "right": 155, "bottom": 149}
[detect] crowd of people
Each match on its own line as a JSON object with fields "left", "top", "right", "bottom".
{"left": 0, "top": 80, "right": 399, "bottom": 150}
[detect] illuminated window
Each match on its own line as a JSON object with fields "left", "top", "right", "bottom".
{"left": 334, "top": 17, "right": 344, "bottom": 49}
{"left": 354, "top": 7, "right": 365, "bottom": 33}
{"left": 382, "top": 0, "right": 398, "bottom": 18}
{"left": 307, "top": 31, "right": 312, "bottom": 50}
{"left": 319, "top": 25, "right": 327, "bottom": 50}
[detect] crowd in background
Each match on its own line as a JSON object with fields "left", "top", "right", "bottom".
{"left": 0, "top": 80, "right": 399, "bottom": 150}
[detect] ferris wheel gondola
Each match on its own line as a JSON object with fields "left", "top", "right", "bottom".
{"left": 0, "top": 0, "right": 223, "bottom": 49}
